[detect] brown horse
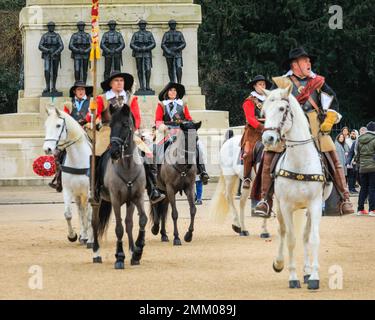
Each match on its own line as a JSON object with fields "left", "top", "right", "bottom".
{"left": 150, "top": 121, "right": 201, "bottom": 245}
{"left": 91, "top": 105, "right": 147, "bottom": 269}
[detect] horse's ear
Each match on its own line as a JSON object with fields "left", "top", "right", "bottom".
{"left": 262, "top": 88, "right": 271, "bottom": 97}
{"left": 54, "top": 106, "right": 61, "bottom": 117}
{"left": 45, "top": 106, "right": 51, "bottom": 115}
{"left": 194, "top": 121, "right": 202, "bottom": 131}
{"left": 283, "top": 84, "right": 293, "bottom": 98}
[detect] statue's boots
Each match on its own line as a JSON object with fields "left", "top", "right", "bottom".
{"left": 328, "top": 150, "right": 355, "bottom": 215}
{"left": 254, "top": 151, "right": 277, "bottom": 218}
{"left": 242, "top": 152, "right": 252, "bottom": 189}
{"left": 145, "top": 163, "right": 166, "bottom": 204}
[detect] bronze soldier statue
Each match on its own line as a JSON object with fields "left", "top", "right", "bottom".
{"left": 100, "top": 20, "right": 125, "bottom": 80}
{"left": 38, "top": 21, "right": 64, "bottom": 96}
{"left": 69, "top": 21, "right": 91, "bottom": 82}
{"left": 130, "top": 20, "right": 156, "bottom": 95}
{"left": 161, "top": 20, "right": 186, "bottom": 84}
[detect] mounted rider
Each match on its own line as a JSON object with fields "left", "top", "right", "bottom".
{"left": 89, "top": 70, "right": 165, "bottom": 204}
{"left": 241, "top": 75, "right": 272, "bottom": 189}
{"left": 253, "top": 47, "right": 355, "bottom": 217}
{"left": 154, "top": 82, "right": 210, "bottom": 184}
{"left": 49, "top": 81, "right": 93, "bottom": 192}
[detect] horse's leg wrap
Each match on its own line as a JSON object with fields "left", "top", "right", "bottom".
{"left": 326, "top": 150, "right": 354, "bottom": 215}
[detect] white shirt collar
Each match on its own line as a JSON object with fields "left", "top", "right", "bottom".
{"left": 75, "top": 95, "right": 87, "bottom": 102}
{"left": 283, "top": 69, "right": 316, "bottom": 78}
{"left": 250, "top": 91, "right": 266, "bottom": 102}
{"left": 162, "top": 99, "right": 183, "bottom": 107}
{"left": 106, "top": 89, "right": 127, "bottom": 100}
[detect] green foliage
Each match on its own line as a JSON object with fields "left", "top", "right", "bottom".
{"left": 196, "top": 0, "right": 375, "bottom": 128}
{"left": 0, "top": 9, "right": 23, "bottom": 114}
{"left": 0, "top": 0, "right": 25, "bottom": 11}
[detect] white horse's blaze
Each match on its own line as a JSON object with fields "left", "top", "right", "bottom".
{"left": 263, "top": 88, "right": 332, "bottom": 288}
{"left": 43, "top": 108, "right": 93, "bottom": 246}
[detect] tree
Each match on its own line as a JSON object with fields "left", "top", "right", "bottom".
{"left": 196, "top": 0, "right": 375, "bottom": 128}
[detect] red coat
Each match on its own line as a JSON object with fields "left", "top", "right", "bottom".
{"left": 242, "top": 98, "right": 262, "bottom": 129}
{"left": 155, "top": 102, "right": 192, "bottom": 128}
{"left": 86, "top": 95, "right": 141, "bottom": 130}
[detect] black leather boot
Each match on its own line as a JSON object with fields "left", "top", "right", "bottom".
{"left": 144, "top": 163, "right": 165, "bottom": 204}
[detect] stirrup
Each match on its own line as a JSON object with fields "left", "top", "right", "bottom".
{"left": 255, "top": 200, "right": 271, "bottom": 218}
{"left": 339, "top": 200, "right": 354, "bottom": 216}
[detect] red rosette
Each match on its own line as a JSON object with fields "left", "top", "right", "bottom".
{"left": 32, "top": 155, "right": 57, "bottom": 177}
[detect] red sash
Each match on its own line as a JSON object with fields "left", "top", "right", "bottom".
{"left": 291, "top": 75, "right": 325, "bottom": 105}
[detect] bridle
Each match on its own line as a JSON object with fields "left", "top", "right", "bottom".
{"left": 172, "top": 126, "right": 197, "bottom": 177}
{"left": 263, "top": 97, "right": 314, "bottom": 148}
{"left": 110, "top": 120, "right": 134, "bottom": 159}
{"left": 44, "top": 116, "right": 82, "bottom": 151}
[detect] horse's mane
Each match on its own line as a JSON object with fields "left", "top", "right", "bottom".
{"left": 110, "top": 104, "right": 135, "bottom": 129}
{"left": 51, "top": 109, "right": 86, "bottom": 138}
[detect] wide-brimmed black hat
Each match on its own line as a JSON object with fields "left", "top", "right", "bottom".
{"left": 158, "top": 82, "right": 186, "bottom": 101}
{"left": 249, "top": 75, "right": 272, "bottom": 90}
{"left": 100, "top": 71, "right": 134, "bottom": 92}
{"left": 69, "top": 81, "right": 93, "bottom": 98}
{"left": 282, "top": 47, "right": 315, "bottom": 70}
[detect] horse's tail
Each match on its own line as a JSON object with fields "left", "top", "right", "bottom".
{"left": 209, "top": 174, "right": 239, "bottom": 223}
{"left": 97, "top": 199, "right": 112, "bottom": 239}
{"left": 149, "top": 197, "right": 169, "bottom": 228}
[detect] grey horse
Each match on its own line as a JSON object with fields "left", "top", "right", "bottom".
{"left": 150, "top": 121, "right": 201, "bottom": 246}
{"left": 91, "top": 105, "right": 148, "bottom": 269}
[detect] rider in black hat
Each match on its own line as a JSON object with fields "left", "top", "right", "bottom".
{"left": 253, "top": 47, "right": 354, "bottom": 217}
{"left": 155, "top": 82, "right": 210, "bottom": 184}
{"left": 241, "top": 75, "right": 272, "bottom": 189}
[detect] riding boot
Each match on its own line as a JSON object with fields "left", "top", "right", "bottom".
{"left": 254, "top": 151, "right": 277, "bottom": 218}
{"left": 196, "top": 144, "right": 209, "bottom": 185}
{"left": 144, "top": 163, "right": 165, "bottom": 204}
{"left": 242, "top": 152, "right": 253, "bottom": 189}
{"left": 328, "top": 150, "right": 355, "bottom": 215}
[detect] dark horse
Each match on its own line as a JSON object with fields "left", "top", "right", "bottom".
{"left": 91, "top": 105, "right": 147, "bottom": 269}
{"left": 151, "top": 121, "right": 201, "bottom": 246}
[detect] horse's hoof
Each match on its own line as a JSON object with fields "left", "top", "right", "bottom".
{"left": 151, "top": 224, "right": 160, "bottom": 236}
{"left": 93, "top": 256, "right": 102, "bottom": 264}
{"left": 184, "top": 232, "right": 193, "bottom": 242}
{"left": 272, "top": 261, "right": 284, "bottom": 273}
{"left": 173, "top": 238, "right": 182, "bottom": 246}
{"left": 240, "top": 230, "right": 249, "bottom": 237}
{"left": 79, "top": 236, "right": 88, "bottom": 245}
{"left": 232, "top": 225, "right": 241, "bottom": 234}
{"left": 289, "top": 280, "right": 301, "bottom": 289}
{"left": 260, "top": 233, "right": 270, "bottom": 239}
{"left": 304, "top": 275, "right": 311, "bottom": 284}
{"left": 114, "top": 261, "right": 125, "bottom": 269}
{"left": 86, "top": 242, "right": 93, "bottom": 249}
{"left": 68, "top": 233, "right": 78, "bottom": 242}
{"left": 307, "top": 279, "right": 320, "bottom": 290}
{"left": 131, "top": 259, "right": 140, "bottom": 266}
{"left": 161, "top": 234, "right": 169, "bottom": 242}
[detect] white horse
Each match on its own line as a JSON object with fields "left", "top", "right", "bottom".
{"left": 261, "top": 86, "right": 333, "bottom": 290}
{"left": 43, "top": 106, "right": 93, "bottom": 248}
{"left": 209, "top": 134, "right": 270, "bottom": 238}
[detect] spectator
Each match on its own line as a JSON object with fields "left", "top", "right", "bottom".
{"left": 355, "top": 122, "right": 375, "bottom": 216}
{"left": 346, "top": 130, "right": 359, "bottom": 193}
{"left": 346, "top": 129, "right": 358, "bottom": 149}
{"left": 341, "top": 126, "right": 350, "bottom": 140}
{"left": 335, "top": 133, "right": 349, "bottom": 178}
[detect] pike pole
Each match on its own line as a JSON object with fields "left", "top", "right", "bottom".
{"left": 89, "top": 0, "right": 101, "bottom": 204}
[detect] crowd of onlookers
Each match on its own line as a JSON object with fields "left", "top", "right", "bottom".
{"left": 334, "top": 122, "right": 375, "bottom": 216}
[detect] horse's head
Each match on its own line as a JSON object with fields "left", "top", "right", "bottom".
{"left": 261, "top": 86, "right": 293, "bottom": 147}
{"left": 109, "top": 105, "right": 134, "bottom": 160}
{"left": 43, "top": 106, "right": 68, "bottom": 155}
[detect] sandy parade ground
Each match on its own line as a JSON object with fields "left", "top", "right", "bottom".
{"left": 0, "top": 184, "right": 374, "bottom": 300}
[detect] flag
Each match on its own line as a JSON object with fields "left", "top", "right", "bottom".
{"left": 90, "top": 0, "right": 101, "bottom": 61}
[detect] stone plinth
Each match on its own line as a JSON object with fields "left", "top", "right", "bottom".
{"left": 0, "top": 0, "right": 230, "bottom": 185}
